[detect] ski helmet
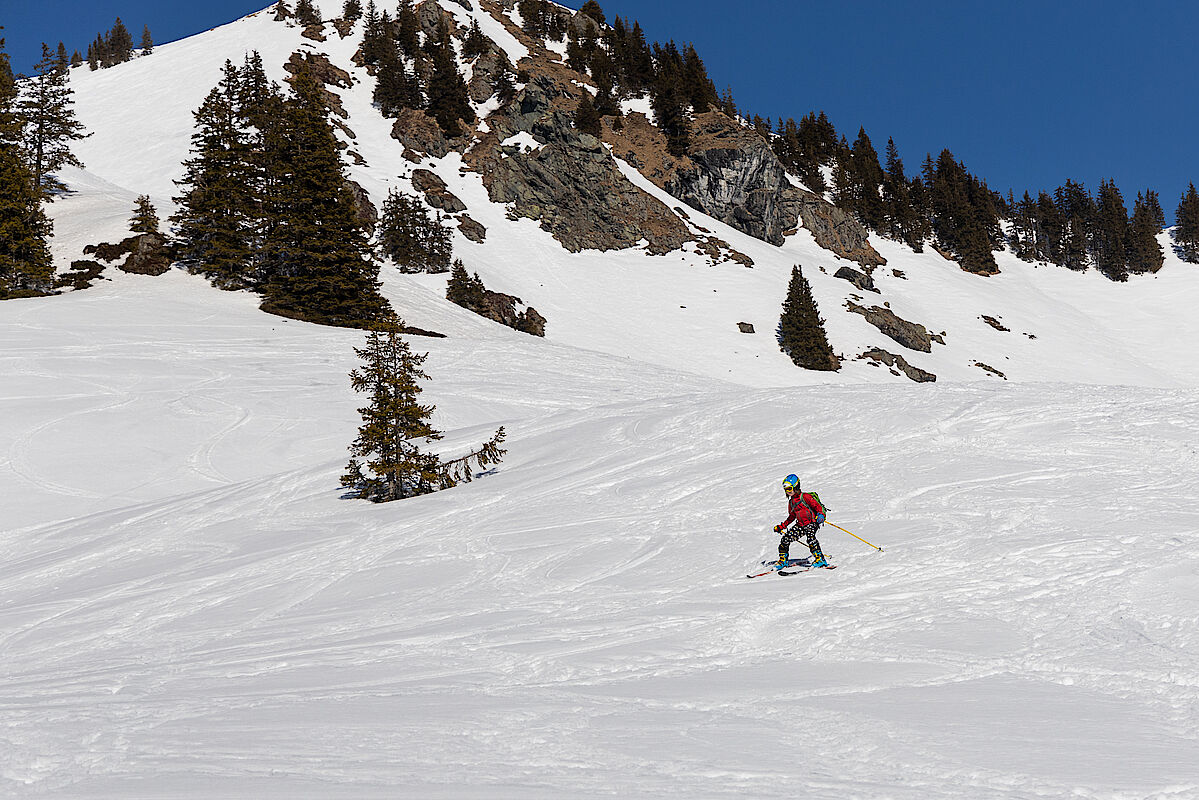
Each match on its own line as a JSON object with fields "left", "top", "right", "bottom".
{"left": 782, "top": 474, "right": 800, "bottom": 492}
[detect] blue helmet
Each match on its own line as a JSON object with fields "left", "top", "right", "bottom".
{"left": 782, "top": 474, "right": 800, "bottom": 492}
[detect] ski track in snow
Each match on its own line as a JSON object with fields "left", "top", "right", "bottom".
{"left": 3, "top": 1, "right": 1199, "bottom": 796}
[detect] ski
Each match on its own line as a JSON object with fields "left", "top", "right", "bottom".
{"left": 746, "top": 557, "right": 811, "bottom": 579}
{"left": 779, "top": 564, "right": 837, "bottom": 576}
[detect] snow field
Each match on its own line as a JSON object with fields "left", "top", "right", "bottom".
{"left": 4, "top": 274, "right": 1199, "bottom": 797}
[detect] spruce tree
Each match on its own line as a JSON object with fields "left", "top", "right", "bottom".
{"left": 342, "top": 319, "right": 507, "bottom": 501}
{"left": 258, "top": 64, "right": 387, "bottom": 326}
{"left": 574, "top": 92, "right": 601, "bottom": 137}
{"left": 446, "top": 258, "right": 486, "bottom": 309}
{"left": 0, "top": 35, "right": 54, "bottom": 298}
{"left": 1127, "top": 191, "right": 1164, "bottom": 274}
{"left": 295, "top": 0, "right": 321, "bottom": 26}
{"left": 343, "top": 0, "right": 362, "bottom": 23}
{"left": 342, "top": 319, "right": 444, "bottom": 502}
{"left": 378, "top": 188, "right": 452, "bottom": 273}
{"left": 171, "top": 63, "right": 258, "bottom": 289}
{"left": 1175, "top": 183, "right": 1199, "bottom": 263}
{"left": 424, "top": 18, "right": 475, "bottom": 137}
{"left": 129, "top": 195, "right": 159, "bottom": 233}
{"left": 1091, "top": 179, "right": 1129, "bottom": 281}
{"left": 16, "top": 43, "right": 88, "bottom": 196}
{"left": 108, "top": 18, "right": 134, "bottom": 64}
{"left": 140, "top": 25, "right": 153, "bottom": 55}
{"left": 777, "top": 265, "right": 839, "bottom": 371}
{"left": 650, "top": 41, "right": 689, "bottom": 157}
{"left": 462, "top": 19, "right": 489, "bottom": 59}
{"left": 70, "top": 50, "right": 83, "bottom": 68}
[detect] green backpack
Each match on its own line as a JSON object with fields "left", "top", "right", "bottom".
{"left": 805, "top": 492, "right": 828, "bottom": 517}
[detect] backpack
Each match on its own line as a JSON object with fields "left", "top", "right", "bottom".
{"left": 804, "top": 492, "right": 828, "bottom": 517}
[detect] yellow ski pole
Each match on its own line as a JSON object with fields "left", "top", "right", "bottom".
{"left": 825, "top": 521, "right": 884, "bottom": 552}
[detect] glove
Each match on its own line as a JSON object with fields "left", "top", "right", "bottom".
{"left": 816, "top": 514, "right": 825, "bottom": 525}
{"left": 773, "top": 524, "right": 785, "bottom": 533}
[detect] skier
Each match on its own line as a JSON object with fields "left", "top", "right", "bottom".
{"left": 774, "top": 474, "right": 828, "bottom": 568}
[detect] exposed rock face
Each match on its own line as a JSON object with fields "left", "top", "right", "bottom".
{"left": 412, "top": 169, "right": 467, "bottom": 213}
{"left": 391, "top": 108, "right": 451, "bottom": 158}
{"left": 861, "top": 348, "right": 937, "bottom": 382}
{"left": 847, "top": 302, "right": 934, "bottom": 353}
{"left": 415, "top": 0, "right": 459, "bottom": 39}
{"left": 457, "top": 214, "right": 487, "bottom": 243}
{"left": 835, "top": 265, "right": 877, "bottom": 293}
{"left": 466, "top": 75, "right": 691, "bottom": 254}
{"left": 344, "top": 179, "right": 377, "bottom": 236}
{"left": 611, "top": 110, "right": 883, "bottom": 267}
{"left": 284, "top": 51, "right": 350, "bottom": 118}
{"left": 301, "top": 23, "right": 327, "bottom": 42}
{"left": 468, "top": 49, "right": 512, "bottom": 104}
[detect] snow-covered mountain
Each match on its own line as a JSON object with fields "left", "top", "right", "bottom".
{"left": 3, "top": 1, "right": 1199, "bottom": 796}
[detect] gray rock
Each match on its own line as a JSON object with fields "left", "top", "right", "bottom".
{"left": 391, "top": 108, "right": 450, "bottom": 158}
{"left": 847, "top": 302, "right": 934, "bottom": 352}
{"left": 737, "top": 322, "right": 755, "bottom": 334}
{"left": 861, "top": 348, "right": 936, "bottom": 382}
{"left": 344, "top": 179, "right": 377, "bottom": 236}
{"left": 468, "top": 75, "right": 691, "bottom": 255}
{"left": 412, "top": 168, "right": 467, "bottom": 213}
{"left": 664, "top": 112, "right": 884, "bottom": 267}
{"left": 457, "top": 214, "right": 487, "bottom": 243}
{"left": 835, "top": 266, "right": 877, "bottom": 292}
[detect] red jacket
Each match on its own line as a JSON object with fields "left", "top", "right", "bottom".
{"left": 779, "top": 492, "right": 824, "bottom": 530}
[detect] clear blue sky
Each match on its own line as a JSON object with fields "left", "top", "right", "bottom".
{"left": 4, "top": 0, "right": 1197, "bottom": 213}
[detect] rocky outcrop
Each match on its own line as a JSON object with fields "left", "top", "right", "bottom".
{"left": 466, "top": 74, "right": 691, "bottom": 254}
{"left": 468, "top": 49, "right": 512, "bottom": 104}
{"left": 861, "top": 348, "right": 936, "bottom": 382}
{"left": 284, "top": 51, "right": 350, "bottom": 118}
{"left": 415, "top": 0, "right": 459, "bottom": 39}
{"left": 344, "top": 179, "right": 377, "bottom": 236}
{"left": 835, "top": 265, "right": 877, "bottom": 293}
{"left": 412, "top": 169, "right": 467, "bottom": 213}
{"left": 457, "top": 214, "right": 487, "bottom": 243}
{"left": 391, "top": 108, "right": 452, "bottom": 158}
{"left": 84, "top": 233, "right": 174, "bottom": 276}
{"left": 610, "top": 110, "right": 883, "bottom": 267}
{"left": 847, "top": 302, "right": 934, "bottom": 353}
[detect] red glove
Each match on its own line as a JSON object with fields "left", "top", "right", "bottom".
{"left": 774, "top": 524, "right": 786, "bottom": 533}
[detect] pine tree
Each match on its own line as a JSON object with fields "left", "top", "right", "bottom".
{"left": 1054, "top": 179, "right": 1093, "bottom": 271}
{"left": 1091, "top": 179, "right": 1129, "bottom": 281}
{"left": 55, "top": 42, "right": 69, "bottom": 71}
{"left": 395, "top": 0, "right": 421, "bottom": 58}
{"left": 462, "top": 18, "right": 489, "bottom": 59}
{"left": 342, "top": 319, "right": 444, "bottom": 502}
{"left": 295, "top": 0, "right": 321, "bottom": 26}
{"left": 108, "top": 18, "right": 134, "bottom": 64}
{"left": 378, "top": 188, "right": 452, "bottom": 273}
{"left": 1126, "top": 191, "right": 1164, "bottom": 274}
{"left": 574, "top": 92, "right": 601, "bottom": 137}
{"left": 258, "top": 64, "right": 388, "bottom": 326}
{"left": 171, "top": 63, "right": 259, "bottom": 289}
{"left": 343, "top": 0, "right": 362, "bottom": 23}
{"left": 1175, "top": 183, "right": 1199, "bottom": 263}
{"left": 373, "top": 39, "right": 421, "bottom": 117}
{"left": 0, "top": 34, "right": 54, "bottom": 298}
{"left": 926, "top": 149, "right": 998, "bottom": 275}
{"left": 140, "top": 25, "right": 153, "bottom": 55}
{"left": 777, "top": 265, "right": 839, "bottom": 371}
{"left": 129, "top": 194, "right": 159, "bottom": 233}
{"left": 70, "top": 50, "right": 82, "bottom": 68}
{"left": 580, "top": 0, "right": 606, "bottom": 26}
{"left": 16, "top": 43, "right": 89, "bottom": 196}
{"left": 342, "top": 318, "right": 507, "bottom": 501}
{"left": 446, "top": 258, "right": 487, "bottom": 309}
{"left": 87, "top": 43, "right": 98, "bottom": 70}
{"left": 424, "top": 18, "right": 475, "bottom": 137}
{"left": 650, "top": 41, "right": 689, "bottom": 157}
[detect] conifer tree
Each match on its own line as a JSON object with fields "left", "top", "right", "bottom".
{"left": 1054, "top": 179, "right": 1093, "bottom": 271}
{"left": 373, "top": 39, "right": 421, "bottom": 116}
{"left": 1091, "top": 179, "right": 1129, "bottom": 281}
{"left": 171, "top": 63, "right": 258, "bottom": 289}
{"left": 0, "top": 34, "right": 54, "bottom": 298}
{"left": 650, "top": 41, "right": 689, "bottom": 157}
{"left": 1175, "top": 183, "right": 1199, "bottom": 263}
{"left": 129, "top": 194, "right": 159, "bottom": 233}
{"left": 446, "top": 258, "right": 486, "bottom": 309}
{"left": 395, "top": 0, "right": 421, "bottom": 59}
{"left": 16, "top": 43, "right": 89, "bottom": 195}
{"left": 140, "top": 25, "right": 153, "bottom": 55}
{"left": 423, "top": 18, "right": 474, "bottom": 137}
{"left": 55, "top": 42, "right": 69, "bottom": 71}
{"left": 580, "top": 1, "right": 606, "bottom": 26}
{"left": 295, "top": 0, "right": 321, "bottom": 26}
{"left": 87, "top": 43, "right": 98, "bottom": 70}
{"left": 258, "top": 64, "right": 388, "bottom": 326}
{"left": 777, "top": 265, "right": 839, "bottom": 371}
{"left": 1126, "top": 191, "right": 1164, "bottom": 274}
{"left": 378, "top": 188, "right": 453, "bottom": 273}
{"left": 343, "top": 0, "right": 362, "bottom": 23}
{"left": 574, "top": 91, "right": 601, "bottom": 136}
{"left": 926, "top": 149, "right": 998, "bottom": 274}
{"left": 341, "top": 318, "right": 507, "bottom": 501}
{"left": 462, "top": 19, "right": 489, "bottom": 59}
{"left": 108, "top": 18, "right": 134, "bottom": 64}
{"left": 70, "top": 50, "right": 83, "bottom": 68}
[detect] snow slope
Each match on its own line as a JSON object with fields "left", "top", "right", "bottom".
{"left": 4, "top": 271, "right": 1199, "bottom": 798}
{"left": 5, "top": 1, "right": 1199, "bottom": 797}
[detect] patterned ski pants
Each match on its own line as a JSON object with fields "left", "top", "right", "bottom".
{"left": 779, "top": 522, "right": 824, "bottom": 561}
